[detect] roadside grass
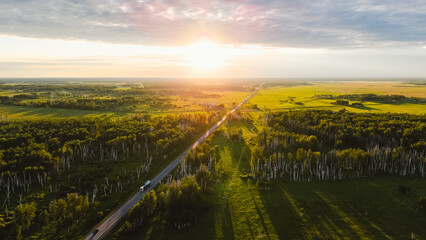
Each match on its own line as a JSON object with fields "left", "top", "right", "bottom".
{"left": 248, "top": 82, "right": 426, "bottom": 114}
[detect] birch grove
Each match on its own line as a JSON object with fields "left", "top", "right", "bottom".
{"left": 250, "top": 110, "right": 426, "bottom": 182}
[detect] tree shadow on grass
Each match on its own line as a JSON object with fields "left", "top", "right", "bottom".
{"left": 346, "top": 104, "right": 378, "bottom": 111}
{"left": 220, "top": 199, "right": 235, "bottom": 240}
{"left": 244, "top": 120, "right": 259, "bottom": 134}
{"left": 258, "top": 183, "right": 386, "bottom": 240}
{"left": 258, "top": 187, "right": 304, "bottom": 239}
{"left": 249, "top": 190, "right": 271, "bottom": 240}
{"left": 245, "top": 215, "right": 255, "bottom": 240}
{"left": 259, "top": 178, "right": 426, "bottom": 240}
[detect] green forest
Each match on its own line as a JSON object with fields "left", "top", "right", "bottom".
{"left": 0, "top": 113, "right": 218, "bottom": 239}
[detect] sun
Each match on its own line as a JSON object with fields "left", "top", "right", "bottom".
{"left": 184, "top": 40, "right": 226, "bottom": 69}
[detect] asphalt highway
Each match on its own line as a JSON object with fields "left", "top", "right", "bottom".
{"left": 83, "top": 86, "right": 260, "bottom": 240}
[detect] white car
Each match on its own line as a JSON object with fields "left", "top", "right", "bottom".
{"left": 140, "top": 180, "right": 151, "bottom": 192}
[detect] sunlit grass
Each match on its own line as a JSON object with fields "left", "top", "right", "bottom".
{"left": 169, "top": 91, "right": 251, "bottom": 112}
{"left": 248, "top": 82, "right": 426, "bottom": 114}
{"left": 0, "top": 104, "right": 120, "bottom": 119}
{"left": 213, "top": 133, "right": 279, "bottom": 240}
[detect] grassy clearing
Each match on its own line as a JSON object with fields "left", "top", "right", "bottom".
{"left": 168, "top": 91, "right": 251, "bottom": 112}
{"left": 248, "top": 81, "right": 426, "bottom": 114}
{"left": 213, "top": 134, "right": 279, "bottom": 240}
{"left": 261, "top": 177, "right": 426, "bottom": 239}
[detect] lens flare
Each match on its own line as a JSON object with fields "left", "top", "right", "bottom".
{"left": 184, "top": 40, "right": 226, "bottom": 69}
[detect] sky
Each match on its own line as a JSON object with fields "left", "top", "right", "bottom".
{"left": 1, "top": 0, "right": 426, "bottom": 78}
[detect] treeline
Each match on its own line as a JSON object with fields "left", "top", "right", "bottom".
{"left": 116, "top": 134, "right": 220, "bottom": 238}
{"left": 0, "top": 84, "right": 119, "bottom": 93}
{"left": 21, "top": 96, "right": 173, "bottom": 111}
{"left": 160, "top": 89, "right": 221, "bottom": 98}
{"left": 0, "top": 113, "right": 217, "bottom": 194}
{"left": 0, "top": 93, "right": 174, "bottom": 111}
{"left": 0, "top": 193, "right": 95, "bottom": 240}
{"left": 31, "top": 193, "right": 93, "bottom": 239}
{"left": 119, "top": 176, "right": 205, "bottom": 236}
{"left": 331, "top": 99, "right": 363, "bottom": 107}
{"left": 316, "top": 93, "right": 426, "bottom": 103}
{"left": 251, "top": 110, "right": 425, "bottom": 182}
{"left": 178, "top": 139, "right": 220, "bottom": 178}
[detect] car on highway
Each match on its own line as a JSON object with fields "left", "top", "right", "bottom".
{"left": 140, "top": 180, "right": 151, "bottom": 192}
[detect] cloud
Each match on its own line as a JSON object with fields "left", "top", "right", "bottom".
{"left": 0, "top": 0, "right": 425, "bottom": 48}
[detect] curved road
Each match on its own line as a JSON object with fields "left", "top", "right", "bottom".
{"left": 83, "top": 86, "right": 260, "bottom": 240}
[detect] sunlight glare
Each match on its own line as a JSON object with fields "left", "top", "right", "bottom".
{"left": 184, "top": 40, "right": 226, "bottom": 69}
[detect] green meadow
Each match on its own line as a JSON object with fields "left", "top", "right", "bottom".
{"left": 248, "top": 81, "right": 426, "bottom": 114}
{"left": 0, "top": 104, "right": 121, "bottom": 119}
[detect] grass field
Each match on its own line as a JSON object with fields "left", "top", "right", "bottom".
{"left": 119, "top": 120, "right": 426, "bottom": 240}
{"left": 168, "top": 91, "right": 251, "bottom": 112}
{"left": 0, "top": 104, "right": 121, "bottom": 119}
{"left": 132, "top": 90, "right": 251, "bottom": 114}
{"left": 248, "top": 81, "right": 426, "bottom": 114}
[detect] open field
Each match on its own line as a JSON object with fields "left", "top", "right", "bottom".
{"left": 167, "top": 91, "right": 252, "bottom": 112}
{"left": 248, "top": 81, "right": 426, "bottom": 114}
